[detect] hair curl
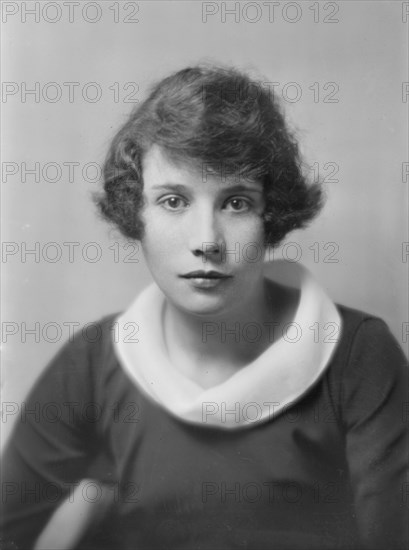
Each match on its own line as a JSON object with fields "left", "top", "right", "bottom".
{"left": 96, "top": 64, "right": 323, "bottom": 246}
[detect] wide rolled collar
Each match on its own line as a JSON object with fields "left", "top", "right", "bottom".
{"left": 114, "top": 261, "right": 342, "bottom": 429}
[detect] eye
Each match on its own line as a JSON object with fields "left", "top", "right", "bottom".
{"left": 159, "top": 196, "right": 189, "bottom": 211}
{"left": 224, "top": 197, "right": 251, "bottom": 212}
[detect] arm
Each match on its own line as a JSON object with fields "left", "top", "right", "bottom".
{"left": 32, "top": 479, "right": 114, "bottom": 550}
{"left": 341, "top": 318, "right": 409, "bottom": 550}
{"left": 1, "top": 333, "right": 105, "bottom": 549}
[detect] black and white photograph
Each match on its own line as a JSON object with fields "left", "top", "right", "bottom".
{"left": 1, "top": 1, "right": 408, "bottom": 548}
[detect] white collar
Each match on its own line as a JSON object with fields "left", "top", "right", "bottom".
{"left": 113, "top": 261, "right": 341, "bottom": 430}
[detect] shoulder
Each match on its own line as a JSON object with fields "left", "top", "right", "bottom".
{"left": 55, "top": 312, "right": 121, "bottom": 364}
{"left": 33, "top": 312, "right": 123, "bottom": 400}
{"left": 329, "top": 307, "right": 409, "bottom": 549}
{"left": 336, "top": 302, "right": 388, "bottom": 333}
{"left": 333, "top": 303, "right": 406, "bottom": 363}
{"left": 327, "top": 304, "right": 408, "bottom": 424}
{"left": 68, "top": 312, "right": 121, "bottom": 362}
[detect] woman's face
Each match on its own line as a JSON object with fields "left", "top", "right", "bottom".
{"left": 140, "top": 145, "right": 267, "bottom": 318}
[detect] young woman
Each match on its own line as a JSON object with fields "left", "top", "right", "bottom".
{"left": 2, "top": 65, "right": 408, "bottom": 550}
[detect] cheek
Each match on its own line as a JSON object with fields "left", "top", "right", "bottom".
{"left": 140, "top": 213, "right": 181, "bottom": 266}
{"left": 224, "top": 217, "right": 265, "bottom": 246}
{"left": 224, "top": 218, "right": 266, "bottom": 267}
{"left": 140, "top": 214, "right": 162, "bottom": 259}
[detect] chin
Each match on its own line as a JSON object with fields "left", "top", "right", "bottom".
{"left": 174, "top": 294, "right": 231, "bottom": 318}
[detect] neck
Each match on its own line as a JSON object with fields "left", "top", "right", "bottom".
{"left": 163, "top": 278, "right": 290, "bottom": 373}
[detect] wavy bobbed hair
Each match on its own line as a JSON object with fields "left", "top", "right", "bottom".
{"left": 96, "top": 64, "right": 323, "bottom": 246}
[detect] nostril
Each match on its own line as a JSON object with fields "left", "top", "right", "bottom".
{"left": 192, "top": 242, "right": 222, "bottom": 257}
{"left": 202, "top": 242, "right": 220, "bottom": 254}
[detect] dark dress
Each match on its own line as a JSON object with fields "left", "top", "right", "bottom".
{"left": 1, "top": 305, "right": 408, "bottom": 550}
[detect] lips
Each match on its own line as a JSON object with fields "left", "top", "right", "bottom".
{"left": 180, "top": 270, "right": 232, "bottom": 279}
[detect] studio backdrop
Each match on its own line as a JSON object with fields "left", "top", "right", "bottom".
{"left": 2, "top": 0, "right": 408, "bottom": 444}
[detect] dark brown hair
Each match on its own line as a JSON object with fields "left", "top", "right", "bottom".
{"left": 96, "top": 64, "right": 323, "bottom": 246}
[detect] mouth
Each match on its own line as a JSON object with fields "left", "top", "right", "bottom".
{"left": 180, "top": 271, "right": 232, "bottom": 279}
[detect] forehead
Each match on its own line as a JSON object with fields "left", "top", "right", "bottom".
{"left": 142, "top": 145, "right": 199, "bottom": 183}
{"left": 142, "top": 145, "right": 262, "bottom": 191}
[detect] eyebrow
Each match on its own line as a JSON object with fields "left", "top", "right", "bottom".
{"left": 221, "top": 183, "right": 263, "bottom": 194}
{"left": 150, "top": 182, "right": 263, "bottom": 194}
{"left": 150, "top": 183, "right": 190, "bottom": 193}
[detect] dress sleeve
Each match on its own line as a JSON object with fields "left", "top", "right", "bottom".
{"left": 340, "top": 318, "right": 409, "bottom": 550}
{"left": 0, "top": 332, "right": 104, "bottom": 550}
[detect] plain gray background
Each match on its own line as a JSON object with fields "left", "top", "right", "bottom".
{"left": 1, "top": 0, "right": 408, "bottom": 444}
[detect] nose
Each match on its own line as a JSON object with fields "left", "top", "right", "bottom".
{"left": 188, "top": 206, "right": 224, "bottom": 259}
